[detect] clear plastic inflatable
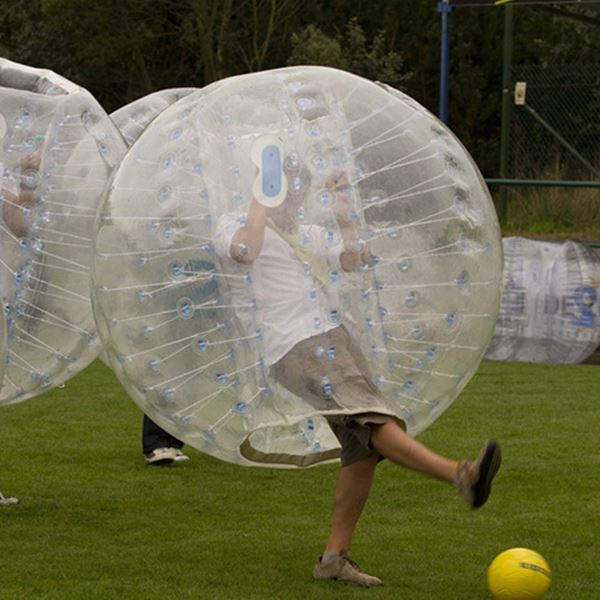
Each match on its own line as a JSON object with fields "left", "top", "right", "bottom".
{"left": 110, "top": 88, "right": 196, "bottom": 147}
{"left": 98, "top": 88, "right": 197, "bottom": 370}
{"left": 93, "top": 66, "right": 503, "bottom": 467}
{"left": 485, "top": 237, "right": 600, "bottom": 363}
{"left": 0, "top": 58, "right": 127, "bottom": 404}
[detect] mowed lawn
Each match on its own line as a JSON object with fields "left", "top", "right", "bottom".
{"left": 1, "top": 358, "right": 599, "bottom": 599}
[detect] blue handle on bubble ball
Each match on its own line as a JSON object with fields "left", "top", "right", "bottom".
{"left": 261, "top": 144, "right": 282, "bottom": 198}
{"left": 251, "top": 134, "right": 287, "bottom": 207}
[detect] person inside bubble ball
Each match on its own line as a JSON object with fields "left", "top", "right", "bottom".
{"left": 214, "top": 157, "right": 502, "bottom": 587}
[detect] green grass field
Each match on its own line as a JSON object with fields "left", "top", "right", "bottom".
{"left": 1, "top": 358, "right": 599, "bottom": 599}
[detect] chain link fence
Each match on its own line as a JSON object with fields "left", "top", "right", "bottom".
{"left": 503, "top": 63, "right": 600, "bottom": 235}
{"left": 510, "top": 64, "right": 600, "bottom": 180}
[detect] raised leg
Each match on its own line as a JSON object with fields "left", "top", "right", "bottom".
{"left": 370, "top": 421, "right": 458, "bottom": 483}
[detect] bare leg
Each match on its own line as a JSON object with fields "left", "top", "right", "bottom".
{"left": 324, "top": 422, "right": 456, "bottom": 553}
{"left": 325, "top": 452, "right": 379, "bottom": 553}
{"left": 371, "top": 421, "right": 457, "bottom": 483}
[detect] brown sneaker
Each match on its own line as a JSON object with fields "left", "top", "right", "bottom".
{"left": 313, "top": 551, "right": 383, "bottom": 587}
{"left": 456, "top": 440, "right": 501, "bottom": 508}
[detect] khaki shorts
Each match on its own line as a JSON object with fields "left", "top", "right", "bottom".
{"left": 271, "top": 325, "right": 406, "bottom": 466}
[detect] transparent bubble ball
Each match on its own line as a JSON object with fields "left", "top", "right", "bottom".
{"left": 93, "top": 66, "right": 502, "bottom": 467}
{"left": 110, "top": 88, "right": 197, "bottom": 147}
{"left": 0, "top": 58, "right": 127, "bottom": 405}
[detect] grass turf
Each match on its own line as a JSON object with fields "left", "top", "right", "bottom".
{"left": 1, "top": 358, "right": 598, "bottom": 599}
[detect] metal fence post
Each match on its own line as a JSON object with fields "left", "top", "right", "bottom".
{"left": 438, "top": 0, "right": 453, "bottom": 124}
{"left": 499, "top": 4, "right": 514, "bottom": 223}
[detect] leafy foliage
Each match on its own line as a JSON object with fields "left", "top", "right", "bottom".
{"left": 288, "top": 18, "right": 410, "bottom": 90}
{"left": 1, "top": 0, "right": 598, "bottom": 176}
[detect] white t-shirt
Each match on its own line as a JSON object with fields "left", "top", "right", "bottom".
{"left": 214, "top": 213, "right": 344, "bottom": 365}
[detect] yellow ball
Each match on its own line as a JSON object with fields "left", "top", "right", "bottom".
{"left": 487, "top": 548, "right": 551, "bottom": 600}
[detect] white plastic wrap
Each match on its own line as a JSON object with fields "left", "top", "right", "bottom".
{"left": 486, "top": 237, "right": 600, "bottom": 363}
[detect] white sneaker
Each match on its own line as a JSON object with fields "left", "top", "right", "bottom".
{"left": 172, "top": 449, "right": 190, "bottom": 462}
{"left": 0, "top": 491, "right": 19, "bottom": 505}
{"left": 145, "top": 447, "right": 177, "bottom": 465}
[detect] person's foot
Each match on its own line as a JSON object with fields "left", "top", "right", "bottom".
{"left": 172, "top": 448, "right": 190, "bottom": 462}
{"left": 0, "top": 491, "right": 19, "bottom": 505}
{"left": 145, "top": 447, "right": 177, "bottom": 465}
{"left": 313, "top": 551, "right": 383, "bottom": 587}
{"left": 455, "top": 440, "right": 502, "bottom": 508}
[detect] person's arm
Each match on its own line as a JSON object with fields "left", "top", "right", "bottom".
{"left": 229, "top": 198, "right": 268, "bottom": 264}
{"left": 2, "top": 188, "right": 29, "bottom": 238}
{"left": 2, "top": 152, "right": 40, "bottom": 238}
{"left": 327, "top": 172, "right": 371, "bottom": 272}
